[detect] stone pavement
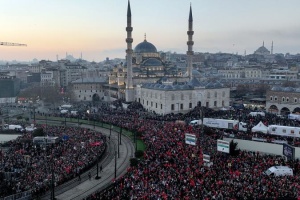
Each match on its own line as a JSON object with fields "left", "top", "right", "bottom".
{"left": 42, "top": 125, "right": 135, "bottom": 200}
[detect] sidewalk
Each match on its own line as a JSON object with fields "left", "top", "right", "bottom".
{"left": 45, "top": 125, "right": 135, "bottom": 200}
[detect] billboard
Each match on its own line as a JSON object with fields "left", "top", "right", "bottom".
{"left": 185, "top": 133, "right": 196, "bottom": 145}
{"left": 203, "top": 154, "right": 210, "bottom": 162}
{"left": 217, "top": 140, "right": 230, "bottom": 153}
{"left": 282, "top": 143, "right": 295, "bottom": 160}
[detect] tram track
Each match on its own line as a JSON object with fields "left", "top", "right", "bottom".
{"left": 36, "top": 120, "right": 134, "bottom": 200}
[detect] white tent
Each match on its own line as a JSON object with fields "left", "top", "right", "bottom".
{"left": 252, "top": 121, "right": 268, "bottom": 134}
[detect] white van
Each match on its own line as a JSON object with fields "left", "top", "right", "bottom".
{"left": 264, "top": 166, "right": 293, "bottom": 176}
{"left": 249, "top": 112, "right": 265, "bottom": 117}
{"left": 190, "top": 120, "right": 202, "bottom": 126}
{"left": 60, "top": 109, "right": 69, "bottom": 114}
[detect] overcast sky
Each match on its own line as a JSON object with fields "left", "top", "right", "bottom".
{"left": 0, "top": 0, "right": 299, "bottom": 62}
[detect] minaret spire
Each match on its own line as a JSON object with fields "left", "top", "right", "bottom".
{"left": 127, "top": 0, "right": 131, "bottom": 17}
{"left": 187, "top": 3, "right": 194, "bottom": 81}
{"left": 271, "top": 41, "right": 273, "bottom": 54}
{"left": 144, "top": 33, "right": 146, "bottom": 41}
{"left": 263, "top": 41, "right": 264, "bottom": 47}
{"left": 125, "top": 0, "right": 134, "bottom": 102}
{"left": 189, "top": 3, "right": 193, "bottom": 22}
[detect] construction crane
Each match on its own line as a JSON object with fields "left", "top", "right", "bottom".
{"left": 0, "top": 42, "right": 27, "bottom": 46}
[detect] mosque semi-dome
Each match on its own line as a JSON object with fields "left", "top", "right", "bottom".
{"left": 142, "top": 58, "right": 162, "bottom": 66}
{"left": 134, "top": 39, "right": 157, "bottom": 53}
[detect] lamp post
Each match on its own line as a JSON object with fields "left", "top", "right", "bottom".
{"left": 110, "top": 124, "right": 112, "bottom": 137}
{"left": 119, "top": 127, "right": 122, "bottom": 145}
{"left": 117, "top": 127, "right": 120, "bottom": 158}
{"left": 45, "top": 114, "right": 48, "bottom": 133}
{"left": 51, "top": 164, "right": 55, "bottom": 200}
{"left": 199, "top": 106, "right": 204, "bottom": 160}
{"left": 114, "top": 150, "right": 117, "bottom": 179}
{"left": 64, "top": 115, "right": 67, "bottom": 127}
{"left": 134, "top": 130, "right": 137, "bottom": 151}
{"left": 95, "top": 156, "right": 101, "bottom": 180}
{"left": 93, "top": 114, "right": 95, "bottom": 130}
{"left": 77, "top": 114, "right": 79, "bottom": 127}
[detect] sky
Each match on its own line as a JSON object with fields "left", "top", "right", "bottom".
{"left": 0, "top": 0, "right": 299, "bottom": 62}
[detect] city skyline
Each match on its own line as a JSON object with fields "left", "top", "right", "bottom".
{"left": 0, "top": 0, "right": 299, "bottom": 62}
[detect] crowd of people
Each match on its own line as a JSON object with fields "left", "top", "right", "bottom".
{"left": 0, "top": 125, "right": 106, "bottom": 198}
{"left": 82, "top": 103, "right": 300, "bottom": 199}
{"left": 2, "top": 101, "right": 300, "bottom": 199}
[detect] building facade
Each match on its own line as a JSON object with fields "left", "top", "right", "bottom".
{"left": 266, "top": 87, "right": 300, "bottom": 115}
{"left": 72, "top": 77, "right": 107, "bottom": 102}
{"left": 135, "top": 78, "right": 230, "bottom": 115}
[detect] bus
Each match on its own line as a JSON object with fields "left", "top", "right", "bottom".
{"left": 59, "top": 105, "right": 72, "bottom": 110}
{"left": 33, "top": 136, "right": 60, "bottom": 145}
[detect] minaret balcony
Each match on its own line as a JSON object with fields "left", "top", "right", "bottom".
{"left": 126, "top": 27, "right": 133, "bottom": 32}
{"left": 187, "top": 31, "right": 194, "bottom": 35}
{"left": 126, "top": 38, "right": 133, "bottom": 43}
{"left": 187, "top": 41, "right": 194, "bottom": 45}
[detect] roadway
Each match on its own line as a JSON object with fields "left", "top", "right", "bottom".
{"left": 40, "top": 122, "right": 135, "bottom": 200}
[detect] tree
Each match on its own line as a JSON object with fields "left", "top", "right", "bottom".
{"left": 33, "top": 128, "right": 44, "bottom": 137}
{"left": 254, "top": 84, "right": 270, "bottom": 97}
{"left": 42, "top": 84, "right": 61, "bottom": 105}
{"left": 18, "top": 84, "right": 42, "bottom": 103}
{"left": 130, "top": 158, "right": 139, "bottom": 167}
{"left": 236, "top": 84, "right": 250, "bottom": 98}
{"left": 229, "top": 140, "right": 239, "bottom": 156}
{"left": 135, "top": 150, "right": 144, "bottom": 158}
{"left": 16, "top": 116, "right": 23, "bottom": 121}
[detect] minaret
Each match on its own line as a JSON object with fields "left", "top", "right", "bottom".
{"left": 125, "top": 0, "right": 134, "bottom": 102}
{"left": 271, "top": 41, "right": 273, "bottom": 54}
{"left": 263, "top": 41, "right": 264, "bottom": 47}
{"left": 187, "top": 4, "right": 194, "bottom": 81}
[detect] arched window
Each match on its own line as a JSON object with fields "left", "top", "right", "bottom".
{"left": 282, "top": 97, "right": 285, "bottom": 102}
{"left": 270, "top": 96, "right": 273, "bottom": 101}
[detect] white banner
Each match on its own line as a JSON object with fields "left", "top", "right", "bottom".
{"left": 185, "top": 133, "right": 196, "bottom": 145}
{"left": 217, "top": 139, "right": 230, "bottom": 153}
{"left": 203, "top": 154, "right": 210, "bottom": 162}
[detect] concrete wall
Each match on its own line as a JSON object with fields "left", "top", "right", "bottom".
{"left": 224, "top": 138, "right": 300, "bottom": 159}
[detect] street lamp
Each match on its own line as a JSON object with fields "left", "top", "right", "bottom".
{"left": 95, "top": 156, "right": 101, "bottom": 180}
{"left": 114, "top": 150, "right": 117, "bottom": 179}
{"left": 51, "top": 163, "right": 55, "bottom": 200}
{"left": 199, "top": 106, "right": 204, "bottom": 159}
{"left": 119, "top": 127, "right": 122, "bottom": 145}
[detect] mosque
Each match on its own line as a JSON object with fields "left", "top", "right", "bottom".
{"left": 107, "top": 1, "right": 230, "bottom": 114}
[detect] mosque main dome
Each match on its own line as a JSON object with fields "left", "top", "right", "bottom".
{"left": 134, "top": 39, "right": 157, "bottom": 53}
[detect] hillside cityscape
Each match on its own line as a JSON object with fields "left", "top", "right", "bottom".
{"left": 1, "top": 1, "right": 300, "bottom": 200}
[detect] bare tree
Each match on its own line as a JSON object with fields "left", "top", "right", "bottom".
{"left": 235, "top": 84, "right": 250, "bottom": 98}
{"left": 18, "top": 84, "right": 42, "bottom": 103}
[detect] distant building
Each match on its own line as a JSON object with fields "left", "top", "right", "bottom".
{"left": 135, "top": 77, "right": 230, "bottom": 115}
{"left": 254, "top": 41, "right": 270, "bottom": 55}
{"left": 0, "top": 73, "right": 20, "bottom": 103}
{"left": 72, "top": 77, "right": 107, "bottom": 102}
{"left": 266, "top": 86, "right": 300, "bottom": 115}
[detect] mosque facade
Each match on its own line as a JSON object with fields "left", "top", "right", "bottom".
{"left": 107, "top": 1, "right": 230, "bottom": 114}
